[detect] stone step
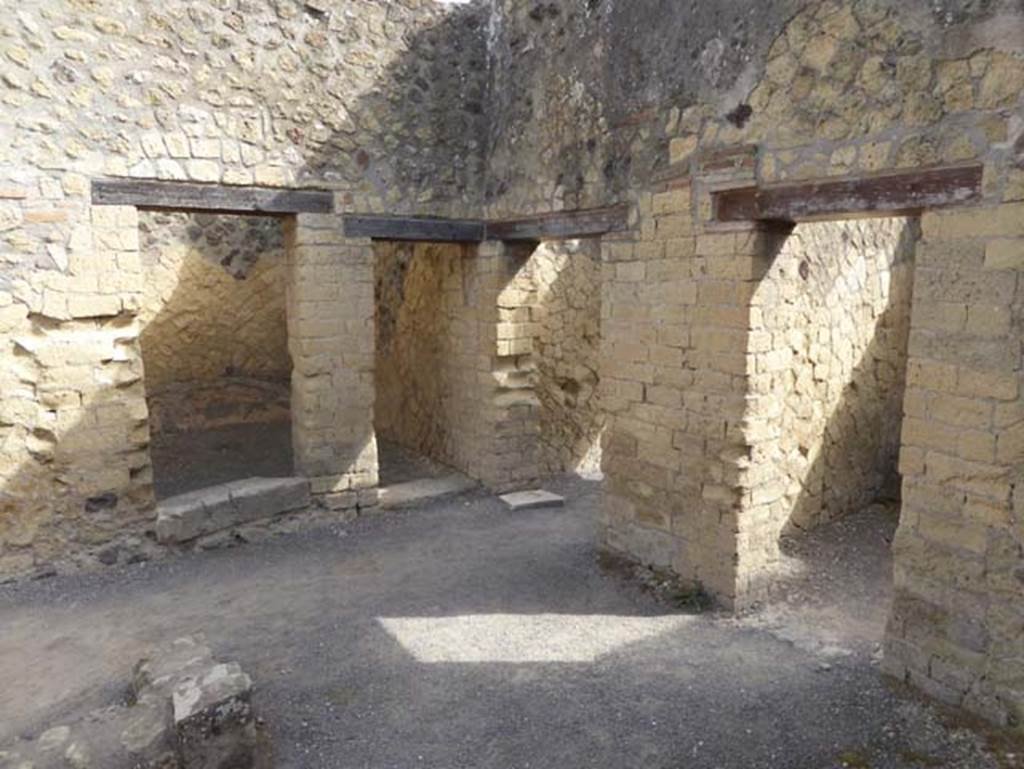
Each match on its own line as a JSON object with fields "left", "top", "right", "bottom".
{"left": 379, "top": 474, "right": 478, "bottom": 510}
{"left": 156, "top": 477, "right": 310, "bottom": 544}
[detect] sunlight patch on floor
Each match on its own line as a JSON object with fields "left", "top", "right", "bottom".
{"left": 377, "top": 613, "right": 692, "bottom": 663}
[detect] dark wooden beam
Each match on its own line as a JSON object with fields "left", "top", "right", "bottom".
{"left": 713, "top": 164, "right": 983, "bottom": 224}
{"left": 91, "top": 179, "right": 333, "bottom": 216}
{"left": 485, "top": 204, "right": 630, "bottom": 241}
{"left": 342, "top": 214, "right": 485, "bottom": 242}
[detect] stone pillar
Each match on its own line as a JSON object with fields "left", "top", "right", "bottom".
{"left": 467, "top": 240, "right": 541, "bottom": 491}
{"left": 677, "top": 223, "right": 777, "bottom": 607}
{"left": 882, "top": 201, "right": 1023, "bottom": 728}
{"left": 284, "top": 212, "right": 378, "bottom": 513}
{"left": 598, "top": 185, "right": 756, "bottom": 602}
{"left": 597, "top": 181, "right": 788, "bottom": 608}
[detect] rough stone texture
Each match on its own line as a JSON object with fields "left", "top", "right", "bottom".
{"left": 0, "top": 204, "right": 154, "bottom": 577}
{"left": 883, "top": 203, "right": 1024, "bottom": 730}
{"left": 528, "top": 241, "right": 604, "bottom": 476}
{"left": 138, "top": 212, "right": 290, "bottom": 434}
{"left": 374, "top": 239, "right": 540, "bottom": 490}
{"left": 173, "top": 662, "right": 258, "bottom": 769}
{"left": 284, "top": 213, "right": 378, "bottom": 500}
{"left": 374, "top": 241, "right": 488, "bottom": 474}
{"left": 0, "top": 0, "right": 489, "bottom": 577}
{"left": 0, "top": 635, "right": 265, "bottom": 769}
{"left": 484, "top": 0, "right": 1024, "bottom": 727}
{"left": 736, "top": 217, "right": 916, "bottom": 599}
{"left": 2, "top": 0, "right": 1023, "bottom": 733}
{"left": 598, "top": 199, "right": 755, "bottom": 603}
{"left": 155, "top": 476, "right": 310, "bottom": 544}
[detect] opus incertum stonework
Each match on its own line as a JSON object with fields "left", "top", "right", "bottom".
{"left": 1, "top": 0, "right": 1022, "bottom": 734}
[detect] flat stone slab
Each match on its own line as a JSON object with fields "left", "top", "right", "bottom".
{"left": 156, "top": 477, "right": 310, "bottom": 544}
{"left": 499, "top": 489, "right": 565, "bottom": 511}
{"left": 379, "top": 474, "right": 477, "bottom": 510}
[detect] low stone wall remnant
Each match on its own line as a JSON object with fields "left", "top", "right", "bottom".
{"left": 0, "top": 636, "right": 268, "bottom": 769}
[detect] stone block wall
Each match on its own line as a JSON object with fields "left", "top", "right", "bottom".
{"left": 599, "top": 185, "right": 761, "bottom": 603}
{"left": 883, "top": 202, "right": 1023, "bottom": 728}
{"left": 733, "top": 217, "right": 916, "bottom": 598}
{"left": 374, "top": 239, "right": 540, "bottom": 491}
{"left": 138, "top": 212, "right": 290, "bottom": 434}
{"left": 489, "top": 0, "right": 1024, "bottom": 726}
{"left": 0, "top": 204, "right": 153, "bottom": 576}
{"left": 0, "top": 0, "right": 489, "bottom": 576}
{"left": 374, "top": 240, "right": 487, "bottom": 473}
{"left": 284, "top": 213, "right": 377, "bottom": 510}
{"left": 528, "top": 241, "right": 604, "bottom": 477}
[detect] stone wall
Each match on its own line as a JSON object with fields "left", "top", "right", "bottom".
{"left": 374, "top": 240, "right": 484, "bottom": 472}
{"left": 486, "top": 0, "right": 1024, "bottom": 212}
{"left": 761, "top": 219, "right": 915, "bottom": 527}
{"left": 374, "top": 240, "right": 540, "bottom": 490}
{"left": 736, "top": 217, "right": 916, "bottom": 595}
{"left": 138, "top": 212, "right": 289, "bottom": 434}
{"left": 3, "top": 0, "right": 1023, "bottom": 732}
{"left": 0, "top": 0, "right": 489, "bottom": 577}
{"left": 883, "top": 204, "right": 1024, "bottom": 728}
{"left": 528, "top": 241, "right": 603, "bottom": 476}
{"left": 487, "top": 0, "right": 1024, "bottom": 727}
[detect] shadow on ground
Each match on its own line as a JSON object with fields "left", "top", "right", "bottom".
{"left": 0, "top": 478, "right": 1016, "bottom": 769}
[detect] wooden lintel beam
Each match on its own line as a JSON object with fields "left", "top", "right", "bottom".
{"left": 341, "top": 204, "right": 631, "bottom": 244}
{"left": 91, "top": 179, "right": 333, "bottom": 216}
{"left": 342, "top": 214, "right": 485, "bottom": 242}
{"left": 485, "top": 204, "right": 630, "bottom": 241}
{"left": 713, "top": 164, "right": 983, "bottom": 224}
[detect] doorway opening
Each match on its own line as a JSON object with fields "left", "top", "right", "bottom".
{"left": 750, "top": 216, "right": 917, "bottom": 649}
{"left": 523, "top": 239, "right": 605, "bottom": 480}
{"left": 137, "top": 212, "right": 293, "bottom": 501}
{"left": 373, "top": 240, "right": 479, "bottom": 506}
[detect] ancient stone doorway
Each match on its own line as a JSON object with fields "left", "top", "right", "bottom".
{"left": 520, "top": 239, "right": 605, "bottom": 479}
{"left": 372, "top": 240, "right": 480, "bottom": 503}
{"left": 137, "top": 211, "right": 293, "bottom": 501}
{"left": 747, "top": 216, "right": 918, "bottom": 622}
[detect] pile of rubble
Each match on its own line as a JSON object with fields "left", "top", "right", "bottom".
{"left": 0, "top": 636, "right": 269, "bottom": 769}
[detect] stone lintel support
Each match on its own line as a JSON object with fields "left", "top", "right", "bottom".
{"left": 284, "top": 212, "right": 378, "bottom": 496}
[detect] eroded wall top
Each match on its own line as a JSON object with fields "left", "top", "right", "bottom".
{"left": 485, "top": 0, "right": 1024, "bottom": 214}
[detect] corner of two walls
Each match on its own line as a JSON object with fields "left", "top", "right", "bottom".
{"left": 137, "top": 213, "right": 291, "bottom": 438}
{"left": 372, "top": 237, "right": 604, "bottom": 490}
{"left": 736, "top": 217, "right": 917, "bottom": 600}
{"left": 599, "top": 182, "right": 918, "bottom": 607}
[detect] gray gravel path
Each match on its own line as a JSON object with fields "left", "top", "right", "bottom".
{"left": 0, "top": 478, "right": 1018, "bottom": 769}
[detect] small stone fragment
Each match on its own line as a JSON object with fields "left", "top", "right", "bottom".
{"left": 499, "top": 490, "right": 566, "bottom": 511}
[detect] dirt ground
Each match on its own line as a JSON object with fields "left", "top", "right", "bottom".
{"left": 150, "top": 422, "right": 448, "bottom": 498}
{"left": 1, "top": 479, "right": 1019, "bottom": 769}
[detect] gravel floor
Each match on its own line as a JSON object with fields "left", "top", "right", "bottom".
{"left": 0, "top": 478, "right": 1019, "bottom": 769}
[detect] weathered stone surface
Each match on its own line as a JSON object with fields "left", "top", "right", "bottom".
{"left": 500, "top": 490, "right": 566, "bottom": 511}
{"left": 156, "top": 477, "right": 310, "bottom": 544}
{"left": 138, "top": 212, "right": 289, "bottom": 435}
{"left": 528, "top": 241, "right": 605, "bottom": 477}
{"left": 374, "top": 240, "right": 540, "bottom": 490}
{"left": 1, "top": 0, "right": 1022, "bottom": 737}
{"left": 1, "top": 636, "right": 263, "bottom": 769}
{"left": 173, "top": 663, "right": 257, "bottom": 769}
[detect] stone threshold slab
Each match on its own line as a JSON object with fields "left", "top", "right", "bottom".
{"left": 156, "top": 477, "right": 310, "bottom": 544}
